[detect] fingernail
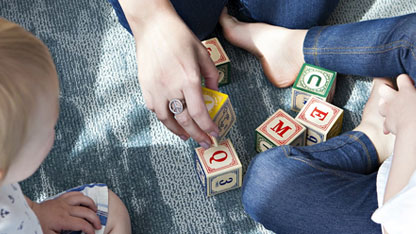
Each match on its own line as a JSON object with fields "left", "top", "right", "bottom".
{"left": 210, "top": 131, "right": 219, "bottom": 138}
{"left": 199, "top": 141, "right": 211, "bottom": 149}
{"left": 180, "top": 135, "right": 189, "bottom": 141}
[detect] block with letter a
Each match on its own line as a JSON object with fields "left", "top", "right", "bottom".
{"left": 255, "top": 109, "right": 306, "bottom": 153}
{"left": 295, "top": 97, "right": 343, "bottom": 146}
{"left": 201, "top": 37, "right": 231, "bottom": 86}
{"left": 202, "top": 87, "right": 236, "bottom": 142}
{"left": 291, "top": 63, "right": 337, "bottom": 112}
{"left": 194, "top": 139, "right": 242, "bottom": 197}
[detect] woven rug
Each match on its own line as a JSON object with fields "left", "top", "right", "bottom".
{"left": 0, "top": 0, "right": 415, "bottom": 233}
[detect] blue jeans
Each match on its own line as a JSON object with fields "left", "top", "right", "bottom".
{"left": 242, "top": 131, "right": 381, "bottom": 234}
{"left": 106, "top": 0, "right": 338, "bottom": 39}
{"left": 304, "top": 13, "right": 416, "bottom": 81}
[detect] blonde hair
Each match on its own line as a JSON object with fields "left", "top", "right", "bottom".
{"left": 0, "top": 18, "right": 57, "bottom": 178}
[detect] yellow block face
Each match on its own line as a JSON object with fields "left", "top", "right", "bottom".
{"left": 202, "top": 87, "right": 236, "bottom": 141}
{"left": 202, "top": 87, "right": 228, "bottom": 118}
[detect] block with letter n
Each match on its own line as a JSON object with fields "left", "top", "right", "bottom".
{"left": 194, "top": 139, "right": 242, "bottom": 197}
{"left": 201, "top": 37, "right": 231, "bottom": 86}
{"left": 202, "top": 87, "right": 236, "bottom": 142}
{"left": 295, "top": 97, "right": 344, "bottom": 146}
{"left": 255, "top": 109, "right": 306, "bottom": 153}
{"left": 291, "top": 63, "right": 337, "bottom": 112}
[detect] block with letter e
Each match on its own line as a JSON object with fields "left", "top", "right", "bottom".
{"left": 291, "top": 63, "right": 337, "bottom": 112}
{"left": 295, "top": 97, "right": 343, "bottom": 146}
{"left": 203, "top": 87, "right": 236, "bottom": 142}
{"left": 194, "top": 139, "right": 242, "bottom": 197}
{"left": 255, "top": 109, "right": 306, "bottom": 153}
{"left": 201, "top": 37, "right": 231, "bottom": 86}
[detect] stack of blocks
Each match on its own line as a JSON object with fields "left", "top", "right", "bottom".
{"left": 255, "top": 63, "right": 344, "bottom": 153}
{"left": 202, "top": 37, "right": 231, "bottom": 86}
{"left": 195, "top": 87, "right": 240, "bottom": 196}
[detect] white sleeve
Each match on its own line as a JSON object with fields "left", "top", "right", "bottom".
{"left": 371, "top": 170, "right": 416, "bottom": 234}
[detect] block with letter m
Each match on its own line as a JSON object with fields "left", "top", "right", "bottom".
{"left": 255, "top": 109, "right": 306, "bottom": 153}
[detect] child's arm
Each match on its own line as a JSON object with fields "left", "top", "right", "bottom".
{"left": 377, "top": 74, "right": 416, "bottom": 234}
{"left": 379, "top": 74, "right": 416, "bottom": 202}
{"left": 24, "top": 192, "right": 101, "bottom": 234}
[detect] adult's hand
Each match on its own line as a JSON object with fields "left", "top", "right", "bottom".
{"left": 119, "top": 0, "right": 220, "bottom": 148}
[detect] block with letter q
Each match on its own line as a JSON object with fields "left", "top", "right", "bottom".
{"left": 194, "top": 139, "right": 242, "bottom": 197}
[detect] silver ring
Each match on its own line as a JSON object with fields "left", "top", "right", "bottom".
{"left": 169, "top": 98, "right": 186, "bottom": 115}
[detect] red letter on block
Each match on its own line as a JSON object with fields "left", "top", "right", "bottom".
{"left": 210, "top": 150, "right": 228, "bottom": 164}
{"left": 310, "top": 107, "right": 328, "bottom": 121}
{"left": 270, "top": 120, "right": 292, "bottom": 137}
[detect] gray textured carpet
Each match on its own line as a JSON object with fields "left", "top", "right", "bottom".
{"left": 0, "top": 0, "right": 415, "bottom": 233}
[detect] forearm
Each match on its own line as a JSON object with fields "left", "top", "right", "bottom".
{"left": 384, "top": 127, "right": 416, "bottom": 203}
{"left": 118, "top": 0, "right": 177, "bottom": 33}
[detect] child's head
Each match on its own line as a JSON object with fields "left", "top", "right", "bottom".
{"left": 0, "top": 18, "right": 59, "bottom": 186}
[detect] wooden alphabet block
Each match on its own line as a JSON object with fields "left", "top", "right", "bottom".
{"left": 202, "top": 37, "right": 231, "bottom": 86}
{"left": 295, "top": 97, "right": 343, "bottom": 146}
{"left": 194, "top": 139, "right": 242, "bottom": 197}
{"left": 291, "top": 63, "right": 337, "bottom": 112}
{"left": 255, "top": 109, "right": 306, "bottom": 153}
{"left": 203, "top": 87, "right": 236, "bottom": 142}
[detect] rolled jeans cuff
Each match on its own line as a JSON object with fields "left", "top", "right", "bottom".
{"left": 303, "top": 25, "right": 328, "bottom": 67}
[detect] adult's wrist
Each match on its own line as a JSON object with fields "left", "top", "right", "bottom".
{"left": 118, "top": 0, "right": 175, "bottom": 28}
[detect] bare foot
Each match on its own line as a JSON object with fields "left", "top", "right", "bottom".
{"left": 219, "top": 8, "right": 307, "bottom": 88}
{"left": 354, "top": 78, "right": 396, "bottom": 163}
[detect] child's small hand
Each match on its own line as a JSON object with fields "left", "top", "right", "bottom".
{"left": 32, "top": 191, "right": 101, "bottom": 234}
{"left": 378, "top": 74, "right": 416, "bottom": 135}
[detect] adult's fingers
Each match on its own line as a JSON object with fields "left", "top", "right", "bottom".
{"left": 182, "top": 80, "right": 219, "bottom": 137}
{"left": 198, "top": 45, "right": 219, "bottom": 91}
{"left": 174, "top": 107, "right": 212, "bottom": 149}
{"left": 153, "top": 95, "right": 190, "bottom": 140}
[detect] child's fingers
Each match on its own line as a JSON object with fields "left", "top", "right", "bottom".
{"left": 69, "top": 206, "right": 102, "bottom": 230}
{"left": 378, "top": 98, "right": 388, "bottom": 117}
{"left": 61, "top": 217, "right": 96, "bottom": 234}
{"left": 397, "top": 74, "right": 415, "bottom": 90}
{"left": 378, "top": 83, "right": 396, "bottom": 100}
{"left": 383, "top": 121, "right": 391, "bottom": 135}
{"left": 62, "top": 193, "right": 97, "bottom": 212}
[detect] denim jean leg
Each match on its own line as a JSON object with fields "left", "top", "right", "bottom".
{"left": 107, "top": 0, "right": 228, "bottom": 40}
{"left": 242, "top": 132, "right": 381, "bottom": 234}
{"left": 238, "top": 0, "right": 340, "bottom": 28}
{"left": 304, "top": 13, "right": 416, "bottom": 82}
